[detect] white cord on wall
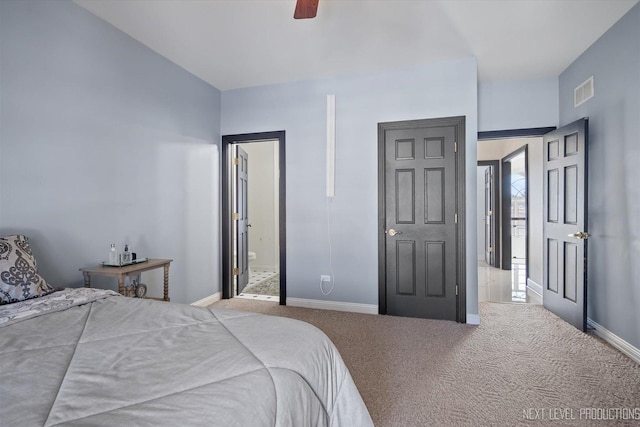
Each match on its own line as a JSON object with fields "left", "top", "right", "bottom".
{"left": 320, "top": 197, "right": 335, "bottom": 295}
{"left": 326, "top": 94, "right": 336, "bottom": 198}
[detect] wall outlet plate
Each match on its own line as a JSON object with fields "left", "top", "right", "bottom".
{"left": 320, "top": 275, "right": 331, "bottom": 282}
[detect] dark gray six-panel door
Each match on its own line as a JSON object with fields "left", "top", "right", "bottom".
{"left": 235, "top": 145, "right": 249, "bottom": 294}
{"left": 543, "top": 118, "right": 588, "bottom": 331}
{"left": 381, "top": 121, "right": 460, "bottom": 321}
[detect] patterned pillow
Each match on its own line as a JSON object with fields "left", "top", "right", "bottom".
{"left": 0, "top": 235, "right": 54, "bottom": 305}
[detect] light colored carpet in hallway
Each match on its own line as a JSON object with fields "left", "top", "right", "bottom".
{"left": 209, "top": 299, "right": 640, "bottom": 426}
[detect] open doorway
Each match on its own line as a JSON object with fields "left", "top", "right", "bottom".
{"left": 477, "top": 134, "right": 544, "bottom": 304}
{"left": 232, "top": 141, "right": 280, "bottom": 300}
{"left": 221, "top": 131, "right": 286, "bottom": 305}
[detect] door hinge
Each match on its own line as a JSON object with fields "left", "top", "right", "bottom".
{"left": 454, "top": 142, "right": 457, "bottom": 153}
{"left": 489, "top": 246, "right": 493, "bottom": 253}
{"left": 456, "top": 285, "right": 459, "bottom": 296}
{"left": 232, "top": 212, "right": 239, "bottom": 220}
{"left": 232, "top": 157, "right": 239, "bottom": 165}
{"left": 489, "top": 210, "right": 493, "bottom": 216}
{"left": 454, "top": 213, "right": 458, "bottom": 224}
{"left": 233, "top": 267, "right": 239, "bottom": 276}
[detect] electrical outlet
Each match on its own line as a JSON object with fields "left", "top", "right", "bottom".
{"left": 320, "top": 275, "right": 331, "bottom": 282}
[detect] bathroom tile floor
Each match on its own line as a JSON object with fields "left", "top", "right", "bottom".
{"left": 247, "top": 271, "right": 277, "bottom": 288}
{"left": 238, "top": 271, "right": 279, "bottom": 300}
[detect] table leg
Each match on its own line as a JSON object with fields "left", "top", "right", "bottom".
{"left": 163, "top": 264, "right": 170, "bottom": 302}
{"left": 83, "top": 272, "right": 91, "bottom": 288}
{"left": 118, "top": 275, "right": 125, "bottom": 296}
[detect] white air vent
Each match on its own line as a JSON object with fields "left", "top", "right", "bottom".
{"left": 574, "top": 76, "right": 594, "bottom": 107}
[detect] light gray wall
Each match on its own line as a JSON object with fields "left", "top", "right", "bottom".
{"left": 478, "top": 77, "right": 559, "bottom": 132}
{"left": 0, "top": 0, "right": 222, "bottom": 304}
{"left": 477, "top": 138, "right": 544, "bottom": 288}
{"left": 222, "top": 58, "right": 479, "bottom": 316}
{"left": 559, "top": 2, "right": 640, "bottom": 348}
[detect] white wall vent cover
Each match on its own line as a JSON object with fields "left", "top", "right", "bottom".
{"left": 574, "top": 76, "right": 594, "bottom": 107}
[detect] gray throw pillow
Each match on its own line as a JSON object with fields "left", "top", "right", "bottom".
{"left": 0, "top": 235, "right": 54, "bottom": 305}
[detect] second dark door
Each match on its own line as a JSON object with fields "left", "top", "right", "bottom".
{"left": 484, "top": 166, "right": 494, "bottom": 265}
{"left": 235, "top": 145, "right": 249, "bottom": 294}
{"left": 543, "top": 118, "right": 589, "bottom": 331}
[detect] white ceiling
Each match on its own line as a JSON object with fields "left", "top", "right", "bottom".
{"left": 75, "top": 0, "right": 638, "bottom": 91}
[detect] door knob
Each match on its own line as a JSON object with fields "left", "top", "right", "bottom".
{"left": 568, "top": 231, "right": 590, "bottom": 240}
{"left": 386, "top": 229, "right": 402, "bottom": 237}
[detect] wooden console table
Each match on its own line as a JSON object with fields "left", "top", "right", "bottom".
{"left": 80, "top": 259, "right": 173, "bottom": 302}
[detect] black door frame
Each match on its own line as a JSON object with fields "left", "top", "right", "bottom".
{"left": 477, "top": 160, "right": 501, "bottom": 268}
{"left": 221, "top": 131, "right": 287, "bottom": 305}
{"left": 378, "top": 116, "right": 466, "bottom": 323}
{"left": 478, "top": 127, "right": 556, "bottom": 140}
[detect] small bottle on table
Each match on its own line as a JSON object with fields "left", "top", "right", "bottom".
{"left": 123, "top": 244, "right": 130, "bottom": 264}
{"left": 109, "top": 244, "right": 118, "bottom": 265}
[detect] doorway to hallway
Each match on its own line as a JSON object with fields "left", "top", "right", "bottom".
{"left": 477, "top": 135, "right": 543, "bottom": 304}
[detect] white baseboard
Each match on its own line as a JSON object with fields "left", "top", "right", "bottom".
{"left": 237, "top": 293, "right": 279, "bottom": 302}
{"left": 191, "top": 292, "right": 222, "bottom": 307}
{"left": 467, "top": 313, "right": 480, "bottom": 325}
{"left": 286, "top": 297, "right": 378, "bottom": 315}
{"left": 527, "top": 278, "right": 543, "bottom": 297}
{"left": 587, "top": 318, "right": 640, "bottom": 365}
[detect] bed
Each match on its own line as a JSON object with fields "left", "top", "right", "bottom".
{"left": 0, "top": 236, "right": 373, "bottom": 426}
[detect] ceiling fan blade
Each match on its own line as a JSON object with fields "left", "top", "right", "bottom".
{"left": 294, "top": 0, "right": 319, "bottom": 19}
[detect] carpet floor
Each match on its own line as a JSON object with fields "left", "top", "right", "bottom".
{"left": 210, "top": 299, "right": 640, "bottom": 426}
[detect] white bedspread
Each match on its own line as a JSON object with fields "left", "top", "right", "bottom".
{"left": 0, "top": 289, "right": 373, "bottom": 426}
